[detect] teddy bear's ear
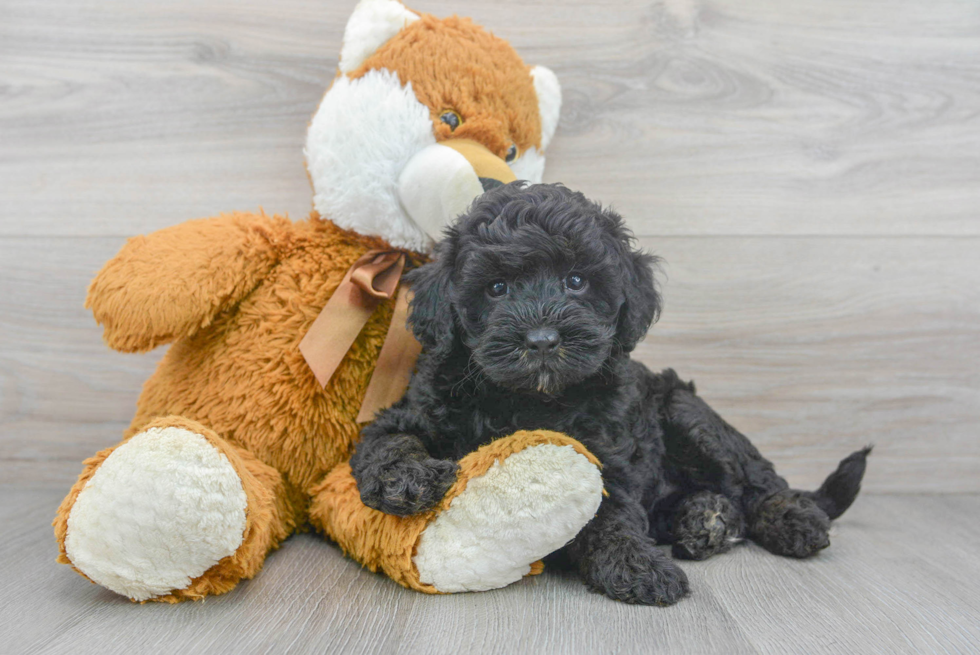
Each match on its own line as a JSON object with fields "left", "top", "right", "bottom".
{"left": 530, "top": 66, "right": 562, "bottom": 150}
{"left": 338, "top": 0, "right": 420, "bottom": 74}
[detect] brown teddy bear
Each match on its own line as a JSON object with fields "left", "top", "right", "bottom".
{"left": 53, "top": 0, "right": 605, "bottom": 603}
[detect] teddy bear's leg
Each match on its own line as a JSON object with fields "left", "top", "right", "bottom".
{"left": 309, "top": 430, "right": 604, "bottom": 594}
{"left": 54, "top": 416, "right": 299, "bottom": 602}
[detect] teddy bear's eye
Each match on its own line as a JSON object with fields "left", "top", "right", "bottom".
{"left": 440, "top": 110, "right": 461, "bottom": 131}
{"left": 564, "top": 274, "right": 586, "bottom": 291}
{"left": 505, "top": 144, "right": 518, "bottom": 162}
{"left": 487, "top": 280, "right": 508, "bottom": 298}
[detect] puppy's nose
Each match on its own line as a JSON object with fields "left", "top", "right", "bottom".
{"left": 526, "top": 327, "right": 560, "bottom": 353}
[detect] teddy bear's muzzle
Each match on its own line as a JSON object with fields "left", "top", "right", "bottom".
{"left": 397, "top": 138, "right": 516, "bottom": 242}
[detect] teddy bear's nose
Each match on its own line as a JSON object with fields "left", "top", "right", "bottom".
{"left": 526, "top": 327, "right": 560, "bottom": 353}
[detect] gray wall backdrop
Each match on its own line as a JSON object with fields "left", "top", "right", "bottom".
{"left": 2, "top": 0, "right": 978, "bottom": 492}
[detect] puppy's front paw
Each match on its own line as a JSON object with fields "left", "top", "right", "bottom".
{"left": 359, "top": 457, "right": 458, "bottom": 517}
{"left": 582, "top": 537, "right": 690, "bottom": 606}
{"left": 750, "top": 490, "right": 830, "bottom": 558}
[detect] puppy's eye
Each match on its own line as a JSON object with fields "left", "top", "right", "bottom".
{"left": 564, "top": 274, "right": 586, "bottom": 291}
{"left": 505, "top": 144, "right": 518, "bottom": 163}
{"left": 440, "top": 110, "right": 462, "bottom": 131}
{"left": 487, "top": 280, "right": 508, "bottom": 298}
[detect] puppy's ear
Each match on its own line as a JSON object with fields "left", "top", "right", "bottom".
{"left": 616, "top": 249, "right": 662, "bottom": 353}
{"left": 405, "top": 240, "right": 456, "bottom": 358}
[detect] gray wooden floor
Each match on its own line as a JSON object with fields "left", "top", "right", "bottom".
{"left": 1, "top": 490, "right": 978, "bottom": 654}
{"left": 3, "top": 0, "right": 980, "bottom": 652}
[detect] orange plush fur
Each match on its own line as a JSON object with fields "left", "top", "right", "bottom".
{"left": 310, "top": 430, "right": 602, "bottom": 593}
{"left": 54, "top": 4, "right": 595, "bottom": 602}
{"left": 352, "top": 14, "right": 543, "bottom": 158}
{"left": 55, "top": 416, "right": 300, "bottom": 603}
{"left": 56, "top": 216, "right": 398, "bottom": 599}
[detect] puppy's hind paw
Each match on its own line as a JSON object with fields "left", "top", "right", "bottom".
{"left": 671, "top": 491, "right": 745, "bottom": 561}
{"left": 750, "top": 490, "right": 831, "bottom": 558}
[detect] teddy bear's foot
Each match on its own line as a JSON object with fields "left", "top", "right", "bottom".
{"left": 54, "top": 416, "right": 297, "bottom": 602}
{"left": 62, "top": 424, "right": 247, "bottom": 600}
{"left": 310, "top": 430, "right": 603, "bottom": 594}
{"left": 413, "top": 434, "right": 604, "bottom": 592}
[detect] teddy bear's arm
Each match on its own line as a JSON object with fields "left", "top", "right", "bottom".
{"left": 86, "top": 212, "right": 283, "bottom": 353}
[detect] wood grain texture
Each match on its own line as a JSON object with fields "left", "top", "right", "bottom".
{"left": 2, "top": 490, "right": 978, "bottom": 654}
{"left": 640, "top": 235, "right": 980, "bottom": 491}
{"left": 3, "top": 1, "right": 979, "bottom": 651}
{"left": 2, "top": 235, "right": 976, "bottom": 491}
{"left": 1, "top": 0, "right": 979, "bottom": 236}
{"left": 2, "top": 0, "right": 978, "bottom": 489}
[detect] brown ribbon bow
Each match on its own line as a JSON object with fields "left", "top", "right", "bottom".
{"left": 299, "top": 250, "right": 423, "bottom": 423}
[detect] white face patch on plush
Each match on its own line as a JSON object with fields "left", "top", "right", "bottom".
{"left": 413, "top": 443, "right": 603, "bottom": 593}
{"left": 530, "top": 66, "right": 562, "bottom": 150}
{"left": 508, "top": 147, "right": 546, "bottom": 184}
{"left": 306, "top": 68, "right": 437, "bottom": 252}
{"left": 339, "top": 0, "right": 419, "bottom": 74}
{"left": 64, "top": 427, "right": 248, "bottom": 601}
{"left": 398, "top": 143, "right": 486, "bottom": 239}
{"left": 307, "top": 5, "right": 563, "bottom": 252}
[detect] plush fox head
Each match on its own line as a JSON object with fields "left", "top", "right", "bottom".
{"left": 305, "top": 0, "right": 561, "bottom": 252}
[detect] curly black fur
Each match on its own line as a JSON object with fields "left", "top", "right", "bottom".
{"left": 669, "top": 491, "right": 745, "bottom": 561}
{"left": 350, "top": 182, "right": 870, "bottom": 606}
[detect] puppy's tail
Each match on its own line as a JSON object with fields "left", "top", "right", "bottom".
{"left": 802, "top": 446, "right": 872, "bottom": 520}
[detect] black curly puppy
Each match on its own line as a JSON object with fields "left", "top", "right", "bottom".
{"left": 351, "top": 182, "right": 870, "bottom": 606}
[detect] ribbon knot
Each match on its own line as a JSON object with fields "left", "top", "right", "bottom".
{"left": 299, "top": 249, "right": 423, "bottom": 423}
{"left": 349, "top": 250, "right": 406, "bottom": 301}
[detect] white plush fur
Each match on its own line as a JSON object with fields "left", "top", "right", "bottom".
{"left": 413, "top": 444, "right": 603, "bottom": 593}
{"left": 338, "top": 0, "right": 419, "bottom": 74}
{"left": 398, "top": 143, "right": 485, "bottom": 240}
{"left": 306, "top": 69, "right": 437, "bottom": 252}
{"left": 309, "top": 17, "right": 562, "bottom": 253}
{"left": 64, "top": 427, "right": 248, "bottom": 601}
{"left": 508, "top": 147, "right": 546, "bottom": 184}
{"left": 530, "top": 66, "right": 562, "bottom": 150}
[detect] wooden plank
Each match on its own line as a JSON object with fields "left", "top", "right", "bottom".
{"left": 1, "top": 235, "right": 977, "bottom": 491}
{"left": 3, "top": 0, "right": 979, "bottom": 651}
{"left": 4, "top": 490, "right": 978, "bottom": 654}
{"left": 2, "top": 488, "right": 755, "bottom": 655}
{"left": 637, "top": 235, "right": 980, "bottom": 491}
{"left": 2, "top": 0, "right": 979, "bottom": 237}
{"left": 700, "top": 495, "right": 980, "bottom": 654}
